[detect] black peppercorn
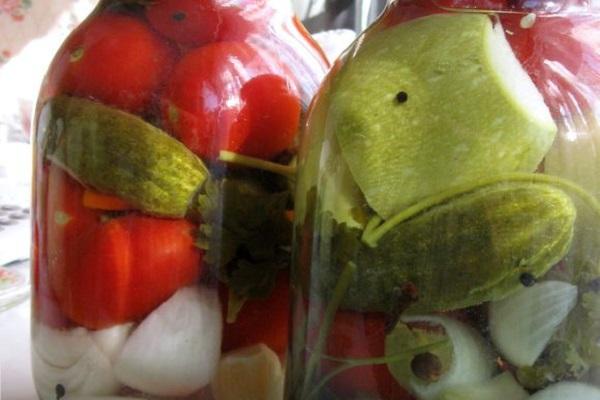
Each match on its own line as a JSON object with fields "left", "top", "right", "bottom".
{"left": 172, "top": 11, "right": 186, "bottom": 21}
{"left": 520, "top": 273, "right": 536, "bottom": 287}
{"left": 396, "top": 91, "right": 408, "bottom": 103}
{"left": 55, "top": 384, "right": 66, "bottom": 400}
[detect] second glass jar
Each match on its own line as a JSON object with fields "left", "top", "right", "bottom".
{"left": 288, "top": 0, "right": 600, "bottom": 399}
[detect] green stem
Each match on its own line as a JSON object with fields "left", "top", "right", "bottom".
{"left": 363, "top": 172, "right": 600, "bottom": 247}
{"left": 361, "top": 215, "right": 383, "bottom": 243}
{"left": 304, "top": 340, "right": 447, "bottom": 400}
{"left": 306, "top": 363, "right": 360, "bottom": 400}
{"left": 219, "top": 150, "right": 297, "bottom": 177}
{"left": 300, "top": 262, "right": 357, "bottom": 399}
{"left": 312, "top": 340, "right": 448, "bottom": 366}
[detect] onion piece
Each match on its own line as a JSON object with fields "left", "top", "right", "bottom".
{"left": 114, "top": 286, "right": 222, "bottom": 397}
{"left": 32, "top": 323, "right": 130, "bottom": 400}
{"left": 90, "top": 323, "right": 133, "bottom": 363}
{"left": 386, "top": 315, "right": 495, "bottom": 400}
{"left": 437, "top": 372, "right": 529, "bottom": 400}
{"left": 489, "top": 281, "right": 578, "bottom": 367}
{"left": 529, "top": 382, "right": 600, "bottom": 399}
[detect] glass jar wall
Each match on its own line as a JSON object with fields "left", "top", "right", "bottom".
{"left": 31, "top": 1, "right": 328, "bottom": 399}
{"left": 288, "top": 1, "right": 600, "bottom": 399}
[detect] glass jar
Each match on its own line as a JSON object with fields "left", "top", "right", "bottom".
{"left": 288, "top": 1, "right": 600, "bottom": 399}
{"left": 31, "top": 1, "right": 328, "bottom": 398}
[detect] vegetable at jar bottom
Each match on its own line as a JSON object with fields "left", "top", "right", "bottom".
{"left": 211, "top": 344, "right": 285, "bottom": 400}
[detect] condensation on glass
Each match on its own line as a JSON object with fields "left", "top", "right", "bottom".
{"left": 30, "top": 0, "right": 328, "bottom": 399}
{"left": 287, "top": 1, "right": 600, "bottom": 399}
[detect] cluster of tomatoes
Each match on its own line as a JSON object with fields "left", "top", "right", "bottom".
{"left": 44, "top": 0, "right": 306, "bottom": 160}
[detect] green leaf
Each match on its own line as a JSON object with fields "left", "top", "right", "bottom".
{"left": 229, "top": 259, "right": 286, "bottom": 300}
{"left": 195, "top": 169, "right": 293, "bottom": 310}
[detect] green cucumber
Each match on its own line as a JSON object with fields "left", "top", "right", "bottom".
{"left": 40, "top": 96, "right": 209, "bottom": 218}
{"left": 322, "top": 180, "right": 576, "bottom": 314}
{"left": 329, "top": 13, "right": 556, "bottom": 218}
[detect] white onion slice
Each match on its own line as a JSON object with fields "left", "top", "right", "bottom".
{"left": 90, "top": 323, "right": 133, "bottom": 363}
{"left": 32, "top": 323, "right": 130, "bottom": 400}
{"left": 33, "top": 337, "right": 120, "bottom": 400}
{"left": 529, "top": 382, "right": 600, "bottom": 399}
{"left": 114, "top": 286, "right": 222, "bottom": 397}
{"left": 489, "top": 281, "right": 578, "bottom": 367}
{"left": 387, "top": 315, "right": 495, "bottom": 400}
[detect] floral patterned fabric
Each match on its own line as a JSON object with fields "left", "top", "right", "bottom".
{"left": 0, "top": 0, "right": 97, "bottom": 65}
{"left": 0, "top": 0, "right": 97, "bottom": 144}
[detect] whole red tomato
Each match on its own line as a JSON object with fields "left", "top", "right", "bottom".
{"left": 46, "top": 13, "right": 174, "bottom": 113}
{"left": 52, "top": 214, "right": 202, "bottom": 330}
{"left": 324, "top": 312, "right": 414, "bottom": 400}
{"left": 221, "top": 272, "right": 290, "bottom": 355}
{"left": 146, "top": 0, "right": 221, "bottom": 47}
{"left": 228, "top": 74, "right": 301, "bottom": 159}
{"left": 162, "top": 41, "right": 300, "bottom": 160}
{"left": 146, "top": 0, "right": 271, "bottom": 44}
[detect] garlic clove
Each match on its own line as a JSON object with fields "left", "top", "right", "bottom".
{"left": 211, "top": 343, "right": 284, "bottom": 400}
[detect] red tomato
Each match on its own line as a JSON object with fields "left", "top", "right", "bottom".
{"left": 146, "top": 0, "right": 221, "bottom": 47}
{"left": 217, "top": 4, "right": 269, "bottom": 42}
{"left": 45, "top": 166, "right": 101, "bottom": 308}
{"left": 324, "top": 312, "right": 414, "bottom": 400}
{"left": 46, "top": 13, "right": 174, "bottom": 113}
{"left": 34, "top": 165, "right": 100, "bottom": 328}
{"left": 53, "top": 214, "right": 202, "bottom": 329}
{"left": 228, "top": 74, "right": 301, "bottom": 159}
{"left": 221, "top": 272, "right": 290, "bottom": 355}
{"left": 162, "top": 41, "right": 297, "bottom": 160}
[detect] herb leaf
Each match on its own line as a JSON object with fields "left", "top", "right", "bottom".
{"left": 196, "top": 169, "right": 292, "bottom": 315}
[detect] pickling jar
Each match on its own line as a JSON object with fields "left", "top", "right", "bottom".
{"left": 288, "top": 1, "right": 600, "bottom": 399}
{"left": 30, "top": 1, "right": 328, "bottom": 398}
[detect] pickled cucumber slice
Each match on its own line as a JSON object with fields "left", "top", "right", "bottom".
{"left": 40, "top": 96, "right": 209, "bottom": 218}
{"left": 329, "top": 13, "right": 556, "bottom": 218}
{"left": 323, "top": 181, "right": 576, "bottom": 314}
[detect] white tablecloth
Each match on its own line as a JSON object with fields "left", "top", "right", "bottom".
{"left": 0, "top": 299, "right": 36, "bottom": 400}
